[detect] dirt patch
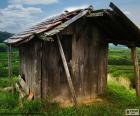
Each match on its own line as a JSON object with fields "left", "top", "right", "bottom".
{"left": 53, "top": 96, "right": 104, "bottom": 107}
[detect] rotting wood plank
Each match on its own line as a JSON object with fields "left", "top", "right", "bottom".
{"left": 15, "top": 35, "right": 34, "bottom": 46}
{"left": 4, "top": 38, "right": 23, "bottom": 44}
{"left": 57, "top": 34, "right": 77, "bottom": 106}
{"left": 41, "top": 41, "right": 61, "bottom": 99}
{"left": 34, "top": 41, "right": 42, "bottom": 99}
{"left": 131, "top": 47, "right": 140, "bottom": 97}
{"left": 44, "top": 10, "right": 88, "bottom": 37}
{"left": 19, "top": 75, "right": 29, "bottom": 95}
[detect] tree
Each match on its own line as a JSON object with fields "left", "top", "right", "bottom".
{"left": 0, "top": 31, "right": 13, "bottom": 43}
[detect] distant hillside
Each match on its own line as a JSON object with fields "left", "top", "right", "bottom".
{"left": 0, "top": 31, "right": 13, "bottom": 43}
{"left": 109, "top": 43, "right": 128, "bottom": 49}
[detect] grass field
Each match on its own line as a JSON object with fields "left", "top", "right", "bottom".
{"left": 0, "top": 76, "right": 139, "bottom": 115}
{"left": 0, "top": 43, "right": 140, "bottom": 115}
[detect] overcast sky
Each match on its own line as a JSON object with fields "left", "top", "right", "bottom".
{"left": 0, "top": 0, "right": 140, "bottom": 33}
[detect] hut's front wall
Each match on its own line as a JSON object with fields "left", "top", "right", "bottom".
{"left": 41, "top": 19, "right": 108, "bottom": 103}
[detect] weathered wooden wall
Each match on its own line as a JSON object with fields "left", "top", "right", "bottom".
{"left": 72, "top": 19, "right": 108, "bottom": 100}
{"left": 41, "top": 37, "right": 72, "bottom": 102}
{"left": 19, "top": 18, "right": 108, "bottom": 103}
{"left": 19, "top": 39, "right": 42, "bottom": 99}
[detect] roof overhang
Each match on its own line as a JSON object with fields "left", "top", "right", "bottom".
{"left": 86, "top": 2, "right": 140, "bottom": 47}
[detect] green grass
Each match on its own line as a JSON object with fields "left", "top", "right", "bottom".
{"left": 108, "top": 65, "right": 134, "bottom": 78}
{"left": 0, "top": 78, "right": 139, "bottom": 115}
{"left": 0, "top": 78, "right": 11, "bottom": 88}
{"left": 0, "top": 92, "right": 19, "bottom": 110}
{"left": 0, "top": 51, "right": 19, "bottom": 77}
{"left": 108, "top": 48, "right": 140, "bottom": 65}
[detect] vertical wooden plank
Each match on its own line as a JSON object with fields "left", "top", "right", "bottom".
{"left": 72, "top": 33, "right": 80, "bottom": 97}
{"left": 72, "top": 20, "right": 90, "bottom": 99}
{"left": 103, "top": 42, "right": 108, "bottom": 93}
{"left": 88, "top": 25, "right": 99, "bottom": 97}
{"left": 72, "top": 33, "right": 78, "bottom": 95}
{"left": 97, "top": 41, "right": 108, "bottom": 95}
{"left": 57, "top": 34, "right": 77, "bottom": 106}
{"left": 33, "top": 40, "right": 42, "bottom": 99}
{"left": 42, "top": 40, "right": 61, "bottom": 99}
{"left": 19, "top": 40, "right": 42, "bottom": 99}
{"left": 131, "top": 47, "right": 140, "bottom": 96}
{"left": 41, "top": 42, "right": 48, "bottom": 99}
{"left": 71, "top": 21, "right": 108, "bottom": 99}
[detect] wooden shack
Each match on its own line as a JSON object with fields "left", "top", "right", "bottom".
{"left": 4, "top": 3, "right": 140, "bottom": 105}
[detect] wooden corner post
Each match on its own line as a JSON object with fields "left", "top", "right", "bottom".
{"left": 8, "top": 44, "right": 14, "bottom": 93}
{"left": 131, "top": 47, "right": 140, "bottom": 97}
{"left": 56, "top": 34, "right": 77, "bottom": 106}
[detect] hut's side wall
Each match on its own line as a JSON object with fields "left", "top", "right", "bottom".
{"left": 19, "top": 39, "right": 42, "bottom": 99}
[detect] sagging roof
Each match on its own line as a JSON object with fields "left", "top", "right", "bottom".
{"left": 4, "top": 2, "right": 140, "bottom": 47}
{"left": 4, "top": 7, "right": 90, "bottom": 45}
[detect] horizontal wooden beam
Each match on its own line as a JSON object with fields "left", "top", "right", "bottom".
{"left": 86, "top": 12, "right": 104, "bottom": 17}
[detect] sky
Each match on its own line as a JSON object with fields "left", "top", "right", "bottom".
{"left": 0, "top": 0, "right": 140, "bottom": 34}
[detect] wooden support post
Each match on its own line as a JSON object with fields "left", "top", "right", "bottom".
{"left": 8, "top": 45, "right": 13, "bottom": 93}
{"left": 131, "top": 47, "right": 140, "bottom": 96}
{"left": 56, "top": 34, "right": 77, "bottom": 106}
{"left": 8, "top": 45, "right": 12, "bottom": 78}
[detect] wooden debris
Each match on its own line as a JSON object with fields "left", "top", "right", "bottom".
{"left": 0, "top": 87, "right": 13, "bottom": 92}
{"left": 15, "top": 83, "right": 26, "bottom": 99}
{"left": 19, "top": 75, "right": 29, "bottom": 95}
{"left": 27, "top": 91, "right": 34, "bottom": 101}
{"left": 15, "top": 76, "right": 34, "bottom": 100}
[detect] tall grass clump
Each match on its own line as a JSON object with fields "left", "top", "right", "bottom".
{"left": 106, "top": 76, "right": 140, "bottom": 109}
{"left": 21, "top": 100, "right": 43, "bottom": 113}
